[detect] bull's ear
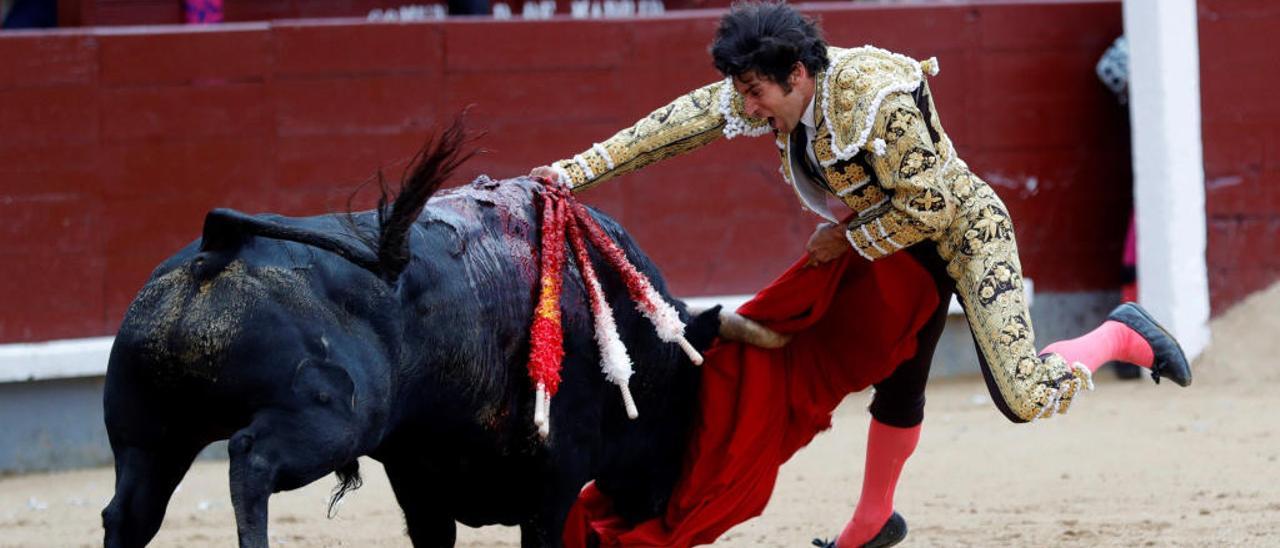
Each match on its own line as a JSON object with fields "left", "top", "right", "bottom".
{"left": 685, "top": 304, "right": 722, "bottom": 352}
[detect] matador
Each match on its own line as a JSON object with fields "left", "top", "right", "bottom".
{"left": 533, "top": 3, "right": 1191, "bottom": 546}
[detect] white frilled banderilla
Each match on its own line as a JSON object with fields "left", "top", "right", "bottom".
{"left": 526, "top": 179, "right": 703, "bottom": 438}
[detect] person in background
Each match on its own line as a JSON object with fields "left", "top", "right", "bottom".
{"left": 448, "top": 0, "right": 492, "bottom": 16}
{"left": 1, "top": 0, "right": 56, "bottom": 28}
{"left": 184, "top": 0, "right": 223, "bottom": 24}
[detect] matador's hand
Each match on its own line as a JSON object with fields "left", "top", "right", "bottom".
{"left": 529, "top": 166, "right": 562, "bottom": 184}
{"left": 805, "top": 222, "right": 850, "bottom": 267}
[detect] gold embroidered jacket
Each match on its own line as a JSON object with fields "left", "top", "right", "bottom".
{"left": 552, "top": 46, "right": 964, "bottom": 261}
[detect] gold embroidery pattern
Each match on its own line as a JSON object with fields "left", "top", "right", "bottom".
{"left": 941, "top": 182, "right": 1088, "bottom": 422}
{"left": 910, "top": 187, "right": 945, "bottom": 212}
{"left": 825, "top": 47, "right": 925, "bottom": 160}
{"left": 950, "top": 169, "right": 978, "bottom": 203}
{"left": 555, "top": 80, "right": 756, "bottom": 191}
{"left": 577, "top": 153, "right": 610, "bottom": 180}
{"left": 873, "top": 214, "right": 927, "bottom": 248}
{"left": 845, "top": 226, "right": 883, "bottom": 259}
{"left": 898, "top": 146, "right": 938, "bottom": 180}
{"left": 886, "top": 108, "right": 913, "bottom": 140}
{"left": 847, "top": 87, "right": 1086, "bottom": 421}
{"left": 849, "top": 93, "right": 953, "bottom": 259}
{"left": 841, "top": 182, "right": 888, "bottom": 214}
{"left": 560, "top": 161, "right": 587, "bottom": 184}
{"left": 825, "top": 159, "right": 869, "bottom": 195}
{"left": 813, "top": 124, "right": 834, "bottom": 165}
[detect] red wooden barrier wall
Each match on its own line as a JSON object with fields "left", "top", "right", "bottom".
{"left": 1198, "top": 0, "right": 1280, "bottom": 313}
{"left": 0, "top": 1, "right": 1135, "bottom": 343}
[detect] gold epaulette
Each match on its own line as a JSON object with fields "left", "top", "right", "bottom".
{"left": 819, "top": 46, "right": 938, "bottom": 164}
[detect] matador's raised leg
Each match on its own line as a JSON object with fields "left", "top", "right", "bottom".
{"left": 940, "top": 178, "right": 1092, "bottom": 423}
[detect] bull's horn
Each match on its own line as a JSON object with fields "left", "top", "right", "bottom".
{"left": 692, "top": 306, "right": 791, "bottom": 349}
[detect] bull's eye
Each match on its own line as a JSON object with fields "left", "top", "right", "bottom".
{"left": 317, "top": 392, "right": 331, "bottom": 404}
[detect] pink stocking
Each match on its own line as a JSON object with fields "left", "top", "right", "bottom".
{"left": 836, "top": 419, "right": 920, "bottom": 547}
{"left": 1041, "top": 320, "right": 1154, "bottom": 373}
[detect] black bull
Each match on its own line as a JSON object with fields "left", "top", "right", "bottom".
{"left": 101, "top": 124, "right": 721, "bottom": 547}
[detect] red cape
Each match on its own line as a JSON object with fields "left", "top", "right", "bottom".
{"left": 565, "top": 251, "right": 939, "bottom": 547}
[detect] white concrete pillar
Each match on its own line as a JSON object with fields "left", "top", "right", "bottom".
{"left": 1123, "top": 0, "right": 1211, "bottom": 359}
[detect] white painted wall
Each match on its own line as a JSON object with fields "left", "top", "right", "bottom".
{"left": 0, "top": 337, "right": 114, "bottom": 383}
{"left": 1124, "top": 0, "right": 1211, "bottom": 359}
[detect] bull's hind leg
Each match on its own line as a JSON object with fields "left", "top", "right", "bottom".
{"left": 382, "top": 460, "right": 457, "bottom": 547}
{"left": 227, "top": 410, "right": 363, "bottom": 548}
{"left": 102, "top": 440, "right": 205, "bottom": 548}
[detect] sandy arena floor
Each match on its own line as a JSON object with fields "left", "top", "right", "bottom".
{"left": 3, "top": 284, "right": 1278, "bottom": 547}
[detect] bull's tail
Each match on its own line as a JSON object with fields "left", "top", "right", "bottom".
{"left": 197, "top": 114, "right": 476, "bottom": 284}
{"left": 358, "top": 114, "right": 477, "bottom": 282}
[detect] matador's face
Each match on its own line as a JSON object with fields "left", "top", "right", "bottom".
{"left": 732, "top": 64, "right": 816, "bottom": 136}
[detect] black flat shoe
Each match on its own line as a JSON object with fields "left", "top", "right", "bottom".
{"left": 812, "top": 512, "right": 908, "bottom": 548}
{"left": 1109, "top": 361, "right": 1144, "bottom": 380}
{"left": 1107, "top": 302, "right": 1193, "bottom": 387}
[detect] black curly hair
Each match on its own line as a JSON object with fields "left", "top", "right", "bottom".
{"left": 710, "top": 1, "right": 829, "bottom": 92}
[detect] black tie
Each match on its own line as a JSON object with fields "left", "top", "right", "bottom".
{"left": 791, "top": 127, "right": 833, "bottom": 195}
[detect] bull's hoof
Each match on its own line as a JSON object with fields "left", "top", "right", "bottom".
{"left": 810, "top": 512, "right": 908, "bottom": 548}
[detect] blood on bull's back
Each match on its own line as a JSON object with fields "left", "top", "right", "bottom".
{"left": 374, "top": 178, "right": 717, "bottom": 532}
